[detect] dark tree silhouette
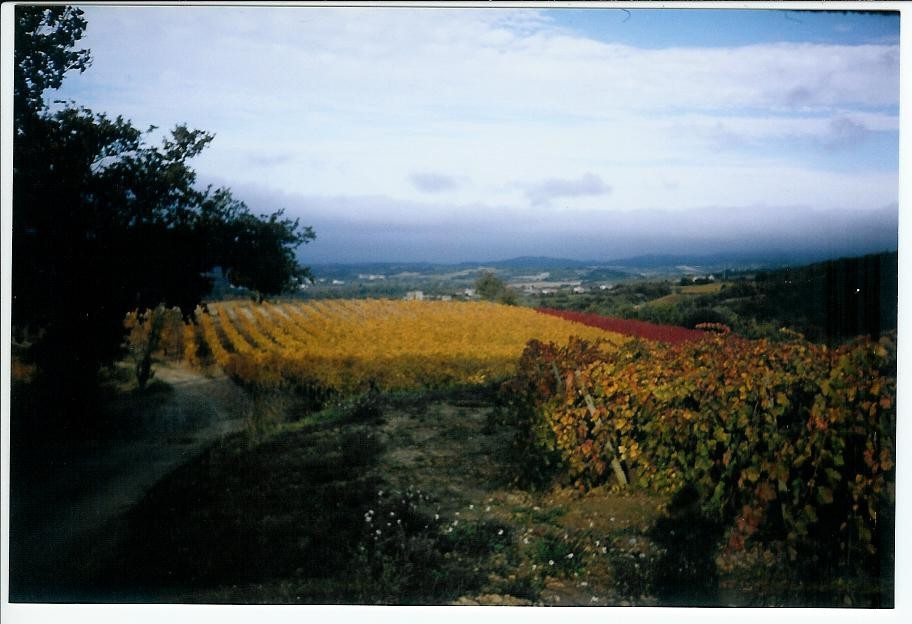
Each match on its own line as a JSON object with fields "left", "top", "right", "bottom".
{"left": 12, "top": 6, "right": 315, "bottom": 418}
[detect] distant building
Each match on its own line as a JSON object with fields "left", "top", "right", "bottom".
{"left": 540, "top": 289, "right": 555, "bottom": 295}
{"left": 463, "top": 288, "right": 477, "bottom": 298}
{"left": 599, "top": 284, "right": 614, "bottom": 290}
{"left": 439, "top": 295, "right": 453, "bottom": 301}
{"left": 332, "top": 279, "right": 345, "bottom": 285}
{"left": 572, "top": 286, "right": 588, "bottom": 294}
{"left": 404, "top": 290, "right": 424, "bottom": 301}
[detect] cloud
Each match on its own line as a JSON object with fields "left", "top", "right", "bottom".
{"left": 56, "top": 6, "right": 899, "bottom": 239}
{"left": 223, "top": 182, "right": 896, "bottom": 264}
{"left": 73, "top": 8, "right": 900, "bottom": 128}
{"left": 525, "top": 173, "right": 611, "bottom": 206}
{"left": 675, "top": 112, "right": 893, "bottom": 152}
{"left": 247, "top": 152, "right": 294, "bottom": 167}
{"left": 821, "top": 116, "right": 871, "bottom": 150}
{"left": 409, "top": 172, "right": 461, "bottom": 193}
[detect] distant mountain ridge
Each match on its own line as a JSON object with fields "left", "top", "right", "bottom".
{"left": 310, "top": 248, "right": 898, "bottom": 274}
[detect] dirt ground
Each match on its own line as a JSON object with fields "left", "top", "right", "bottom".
{"left": 369, "top": 394, "right": 671, "bottom": 606}
{"left": 7, "top": 364, "right": 247, "bottom": 601}
{"left": 8, "top": 364, "right": 832, "bottom": 606}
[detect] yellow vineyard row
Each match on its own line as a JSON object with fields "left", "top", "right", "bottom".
{"left": 183, "top": 299, "right": 626, "bottom": 393}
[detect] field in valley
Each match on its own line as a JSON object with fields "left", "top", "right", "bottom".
{"left": 56, "top": 297, "right": 890, "bottom": 607}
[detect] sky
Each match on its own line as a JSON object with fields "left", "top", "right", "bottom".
{"left": 52, "top": 4, "right": 901, "bottom": 264}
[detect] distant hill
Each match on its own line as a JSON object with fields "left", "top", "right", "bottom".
{"left": 601, "top": 251, "right": 835, "bottom": 270}
{"left": 476, "top": 256, "right": 593, "bottom": 270}
{"left": 751, "top": 250, "right": 898, "bottom": 341}
{"left": 308, "top": 249, "right": 898, "bottom": 284}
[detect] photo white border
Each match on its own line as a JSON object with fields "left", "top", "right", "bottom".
{"left": 1, "top": 2, "right": 908, "bottom": 623}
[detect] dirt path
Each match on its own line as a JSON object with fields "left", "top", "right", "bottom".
{"left": 8, "top": 364, "right": 248, "bottom": 602}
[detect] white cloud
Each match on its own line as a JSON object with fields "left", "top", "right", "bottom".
{"left": 72, "top": 7, "right": 899, "bottom": 123}
{"left": 658, "top": 111, "right": 898, "bottom": 151}
{"left": 525, "top": 173, "right": 611, "bottom": 206}
{"left": 410, "top": 172, "right": 462, "bottom": 193}
{"left": 223, "top": 182, "right": 898, "bottom": 264}
{"left": 51, "top": 5, "right": 899, "bottom": 261}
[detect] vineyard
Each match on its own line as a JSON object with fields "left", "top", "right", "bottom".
{"left": 504, "top": 331, "right": 896, "bottom": 591}
{"left": 127, "top": 299, "right": 627, "bottom": 395}
{"left": 537, "top": 307, "right": 707, "bottom": 344}
{"left": 122, "top": 299, "right": 896, "bottom": 604}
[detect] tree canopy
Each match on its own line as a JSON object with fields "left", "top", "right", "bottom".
{"left": 474, "top": 271, "right": 518, "bottom": 305}
{"left": 12, "top": 6, "right": 315, "bottom": 410}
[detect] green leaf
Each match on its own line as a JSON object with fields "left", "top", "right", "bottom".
{"left": 825, "top": 468, "right": 842, "bottom": 485}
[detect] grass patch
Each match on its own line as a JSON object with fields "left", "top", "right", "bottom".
{"left": 91, "top": 390, "right": 502, "bottom": 604}
{"left": 679, "top": 282, "right": 724, "bottom": 295}
{"left": 646, "top": 293, "right": 684, "bottom": 307}
{"left": 101, "top": 425, "right": 384, "bottom": 599}
{"left": 529, "top": 534, "right": 585, "bottom": 577}
{"left": 446, "top": 521, "right": 513, "bottom": 557}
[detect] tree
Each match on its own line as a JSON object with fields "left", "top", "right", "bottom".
{"left": 12, "top": 6, "right": 315, "bottom": 415}
{"left": 475, "top": 271, "right": 518, "bottom": 305}
{"left": 14, "top": 6, "right": 91, "bottom": 126}
{"left": 197, "top": 190, "right": 315, "bottom": 302}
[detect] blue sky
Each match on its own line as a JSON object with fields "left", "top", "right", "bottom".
{"left": 52, "top": 4, "right": 900, "bottom": 263}
{"left": 548, "top": 9, "right": 900, "bottom": 48}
